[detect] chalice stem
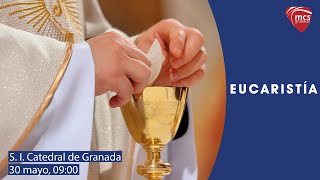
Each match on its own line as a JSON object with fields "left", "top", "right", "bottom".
{"left": 137, "top": 139, "right": 172, "bottom": 180}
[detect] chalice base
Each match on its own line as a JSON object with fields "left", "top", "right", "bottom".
{"left": 137, "top": 162, "right": 171, "bottom": 180}
{"left": 137, "top": 140, "right": 172, "bottom": 180}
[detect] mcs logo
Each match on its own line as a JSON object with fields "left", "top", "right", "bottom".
{"left": 295, "top": 14, "right": 311, "bottom": 24}
{"left": 286, "top": 6, "right": 312, "bottom": 32}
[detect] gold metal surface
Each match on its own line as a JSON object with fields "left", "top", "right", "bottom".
{"left": 121, "top": 87, "right": 188, "bottom": 180}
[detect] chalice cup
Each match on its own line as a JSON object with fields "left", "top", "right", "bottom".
{"left": 120, "top": 87, "right": 189, "bottom": 180}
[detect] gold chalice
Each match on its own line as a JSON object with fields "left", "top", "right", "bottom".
{"left": 120, "top": 87, "right": 189, "bottom": 180}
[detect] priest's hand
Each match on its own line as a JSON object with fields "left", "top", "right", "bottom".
{"left": 87, "top": 32, "right": 151, "bottom": 107}
{"left": 135, "top": 19, "right": 207, "bottom": 87}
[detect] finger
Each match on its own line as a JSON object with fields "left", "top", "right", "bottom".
{"left": 170, "top": 50, "right": 207, "bottom": 81}
{"left": 109, "top": 77, "right": 134, "bottom": 108}
{"left": 158, "top": 20, "right": 186, "bottom": 58}
{"left": 169, "top": 29, "right": 186, "bottom": 58}
{"left": 132, "top": 81, "right": 146, "bottom": 94}
{"left": 124, "top": 57, "right": 151, "bottom": 84}
{"left": 171, "top": 28, "right": 204, "bottom": 69}
{"left": 172, "top": 68, "right": 205, "bottom": 87}
{"left": 136, "top": 35, "right": 169, "bottom": 58}
{"left": 125, "top": 43, "right": 152, "bottom": 67}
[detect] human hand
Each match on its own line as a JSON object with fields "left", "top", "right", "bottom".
{"left": 135, "top": 19, "right": 207, "bottom": 87}
{"left": 87, "top": 32, "right": 151, "bottom": 107}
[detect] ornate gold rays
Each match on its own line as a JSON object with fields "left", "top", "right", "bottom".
{"left": 0, "top": 0, "right": 82, "bottom": 42}
{"left": 53, "top": 0, "right": 82, "bottom": 35}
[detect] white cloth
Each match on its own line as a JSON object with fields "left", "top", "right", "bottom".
{"left": 4, "top": 42, "right": 95, "bottom": 180}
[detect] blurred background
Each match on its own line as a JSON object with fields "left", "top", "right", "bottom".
{"left": 99, "top": 0, "right": 226, "bottom": 179}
